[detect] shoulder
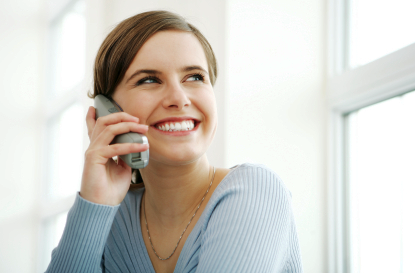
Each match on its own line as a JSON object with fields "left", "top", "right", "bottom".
{"left": 194, "top": 164, "right": 298, "bottom": 272}
{"left": 225, "top": 162, "right": 285, "bottom": 184}
{"left": 212, "top": 162, "right": 291, "bottom": 201}
{"left": 203, "top": 163, "right": 292, "bottom": 223}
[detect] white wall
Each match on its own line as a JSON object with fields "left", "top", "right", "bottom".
{"left": 0, "top": 0, "right": 44, "bottom": 272}
{"left": 225, "top": 0, "right": 326, "bottom": 271}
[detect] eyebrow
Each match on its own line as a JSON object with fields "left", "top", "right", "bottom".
{"left": 126, "top": 65, "right": 209, "bottom": 83}
{"left": 181, "top": 65, "right": 208, "bottom": 74}
{"left": 126, "top": 69, "right": 161, "bottom": 83}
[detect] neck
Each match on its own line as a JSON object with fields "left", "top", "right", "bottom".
{"left": 139, "top": 155, "right": 212, "bottom": 228}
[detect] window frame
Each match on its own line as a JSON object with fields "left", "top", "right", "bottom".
{"left": 327, "top": 0, "right": 415, "bottom": 272}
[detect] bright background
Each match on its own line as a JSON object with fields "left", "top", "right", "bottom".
{"left": 1, "top": 0, "right": 414, "bottom": 272}
{"left": 0, "top": 0, "right": 330, "bottom": 271}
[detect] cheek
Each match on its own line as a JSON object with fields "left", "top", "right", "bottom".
{"left": 193, "top": 90, "right": 217, "bottom": 128}
{"left": 204, "top": 92, "right": 217, "bottom": 120}
{"left": 125, "top": 94, "right": 159, "bottom": 123}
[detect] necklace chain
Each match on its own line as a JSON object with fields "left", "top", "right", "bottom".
{"left": 143, "top": 166, "right": 216, "bottom": 261}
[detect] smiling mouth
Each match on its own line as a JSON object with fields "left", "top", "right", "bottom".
{"left": 153, "top": 119, "right": 200, "bottom": 132}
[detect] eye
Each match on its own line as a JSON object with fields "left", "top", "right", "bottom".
{"left": 186, "top": 73, "right": 205, "bottom": 82}
{"left": 136, "top": 76, "right": 160, "bottom": 86}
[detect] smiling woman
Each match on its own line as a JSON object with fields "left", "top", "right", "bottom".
{"left": 45, "top": 10, "right": 303, "bottom": 273}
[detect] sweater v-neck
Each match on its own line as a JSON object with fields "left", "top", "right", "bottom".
{"left": 135, "top": 165, "right": 241, "bottom": 273}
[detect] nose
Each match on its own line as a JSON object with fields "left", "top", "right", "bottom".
{"left": 162, "top": 82, "right": 191, "bottom": 110}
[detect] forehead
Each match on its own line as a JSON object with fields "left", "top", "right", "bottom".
{"left": 127, "top": 30, "right": 208, "bottom": 73}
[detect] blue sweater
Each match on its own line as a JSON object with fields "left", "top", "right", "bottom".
{"left": 46, "top": 163, "right": 303, "bottom": 272}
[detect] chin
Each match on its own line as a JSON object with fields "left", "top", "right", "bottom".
{"left": 150, "top": 146, "right": 206, "bottom": 166}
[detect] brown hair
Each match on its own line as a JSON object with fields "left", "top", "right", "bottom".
{"left": 88, "top": 10, "right": 217, "bottom": 99}
{"left": 88, "top": 10, "right": 218, "bottom": 189}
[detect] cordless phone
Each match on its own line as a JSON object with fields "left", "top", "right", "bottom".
{"left": 94, "top": 94, "right": 149, "bottom": 169}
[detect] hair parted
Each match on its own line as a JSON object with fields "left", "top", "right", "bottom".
{"left": 88, "top": 10, "right": 218, "bottom": 99}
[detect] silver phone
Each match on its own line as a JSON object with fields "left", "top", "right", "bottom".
{"left": 94, "top": 94, "right": 149, "bottom": 169}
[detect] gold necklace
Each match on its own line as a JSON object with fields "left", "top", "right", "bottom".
{"left": 143, "top": 166, "right": 216, "bottom": 260}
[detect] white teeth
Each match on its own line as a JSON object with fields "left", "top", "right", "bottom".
{"left": 156, "top": 120, "right": 195, "bottom": 131}
{"left": 181, "top": 121, "right": 188, "bottom": 130}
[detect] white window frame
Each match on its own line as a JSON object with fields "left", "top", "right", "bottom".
{"left": 327, "top": 0, "right": 415, "bottom": 272}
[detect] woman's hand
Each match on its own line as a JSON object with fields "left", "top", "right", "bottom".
{"left": 80, "top": 106, "right": 149, "bottom": 206}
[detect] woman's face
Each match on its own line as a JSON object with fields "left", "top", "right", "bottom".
{"left": 112, "top": 30, "right": 217, "bottom": 166}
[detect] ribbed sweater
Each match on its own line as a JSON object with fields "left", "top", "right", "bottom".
{"left": 46, "top": 163, "right": 303, "bottom": 272}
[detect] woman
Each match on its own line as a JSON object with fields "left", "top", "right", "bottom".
{"left": 46, "top": 10, "right": 303, "bottom": 273}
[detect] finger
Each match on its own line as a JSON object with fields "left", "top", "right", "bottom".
{"left": 116, "top": 156, "right": 130, "bottom": 170}
{"left": 90, "top": 122, "right": 149, "bottom": 147}
{"left": 86, "top": 106, "right": 96, "bottom": 140}
{"left": 91, "top": 112, "right": 140, "bottom": 141}
{"left": 106, "top": 155, "right": 131, "bottom": 173}
{"left": 95, "top": 112, "right": 139, "bottom": 127}
{"left": 99, "top": 143, "right": 149, "bottom": 160}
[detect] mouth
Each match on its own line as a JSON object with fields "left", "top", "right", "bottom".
{"left": 151, "top": 118, "right": 201, "bottom": 132}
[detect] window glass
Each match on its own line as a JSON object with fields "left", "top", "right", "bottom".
{"left": 349, "top": 0, "right": 415, "bottom": 68}
{"left": 46, "top": 103, "right": 84, "bottom": 200}
{"left": 50, "top": 0, "right": 86, "bottom": 96}
{"left": 347, "top": 91, "right": 415, "bottom": 273}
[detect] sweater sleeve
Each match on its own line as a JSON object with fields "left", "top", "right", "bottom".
{"left": 45, "top": 193, "right": 120, "bottom": 273}
{"left": 196, "top": 164, "right": 303, "bottom": 273}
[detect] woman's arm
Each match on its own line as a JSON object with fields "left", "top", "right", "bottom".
{"left": 45, "top": 194, "right": 119, "bottom": 273}
{"left": 196, "top": 164, "right": 303, "bottom": 273}
{"left": 45, "top": 106, "right": 148, "bottom": 272}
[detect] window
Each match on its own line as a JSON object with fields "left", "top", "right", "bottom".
{"left": 39, "top": 0, "right": 86, "bottom": 271}
{"left": 345, "top": 91, "right": 415, "bottom": 273}
{"left": 349, "top": 0, "right": 415, "bottom": 68}
{"left": 45, "top": 103, "right": 84, "bottom": 200}
{"left": 49, "top": 0, "right": 86, "bottom": 97}
{"left": 327, "top": 0, "right": 415, "bottom": 272}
